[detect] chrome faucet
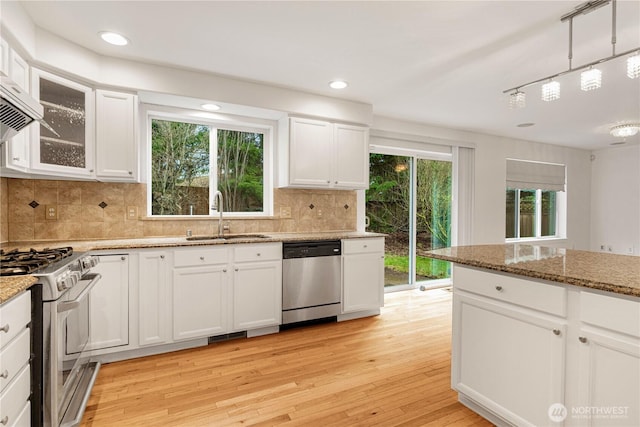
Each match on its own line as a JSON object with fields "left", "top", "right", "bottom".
{"left": 213, "top": 190, "right": 224, "bottom": 237}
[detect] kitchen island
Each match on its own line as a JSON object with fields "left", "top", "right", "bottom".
{"left": 427, "top": 244, "right": 639, "bottom": 427}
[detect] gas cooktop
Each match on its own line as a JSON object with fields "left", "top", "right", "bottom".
{"left": 0, "top": 247, "right": 74, "bottom": 275}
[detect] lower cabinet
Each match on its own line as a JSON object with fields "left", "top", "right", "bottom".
{"left": 138, "top": 250, "right": 171, "bottom": 346}
{"left": 87, "top": 254, "right": 129, "bottom": 351}
{"left": 454, "top": 293, "right": 565, "bottom": 427}
{"left": 232, "top": 244, "right": 282, "bottom": 331}
{"left": 452, "top": 265, "right": 640, "bottom": 427}
{"left": 342, "top": 238, "right": 384, "bottom": 314}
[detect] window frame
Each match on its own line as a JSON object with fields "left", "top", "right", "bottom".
{"left": 506, "top": 187, "right": 564, "bottom": 242}
{"left": 144, "top": 108, "right": 274, "bottom": 218}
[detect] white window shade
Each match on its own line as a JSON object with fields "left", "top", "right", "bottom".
{"left": 506, "top": 159, "right": 566, "bottom": 192}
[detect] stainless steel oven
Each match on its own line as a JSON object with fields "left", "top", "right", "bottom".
{"left": 44, "top": 271, "right": 101, "bottom": 427}
{"left": 1, "top": 247, "right": 102, "bottom": 427}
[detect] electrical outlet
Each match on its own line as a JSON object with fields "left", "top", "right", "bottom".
{"left": 45, "top": 205, "right": 57, "bottom": 220}
{"left": 280, "top": 206, "right": 291, "bottom": 218}
{"left": 127, "top": 206, "right": 138, "bottom": 219}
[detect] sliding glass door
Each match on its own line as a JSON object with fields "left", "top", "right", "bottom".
{"left": 366, "top": 150, "right": 452, "bottom": 290}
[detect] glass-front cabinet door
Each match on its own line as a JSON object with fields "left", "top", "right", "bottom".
{"left": 31, "top": 68, "right": 95, "bottom": 177}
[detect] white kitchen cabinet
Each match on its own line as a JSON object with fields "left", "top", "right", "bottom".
{"left": 95, "top": 89, "right": 138, "bottom": 181}
{"left": 1, "top": 40, "right": 30, "bottom": 172}
{"left": 285, "top": 117, "right": 369, "bottom": 189}
{"left": 341, "top": 238, "right": 384, "bottom": 314}
{"left": 451, "top": 265, "right": 640, "bottom": 427}
{"left": 574, "top": 291, "right": 640, "bottom": 426}
{"left": 172, "top": 247, "right": 229, "bottom": 341}
{"left": 453, "top": 292, "right": 565, "bottom": 427}
{"left": 0, "top": 291, "right": 31, "bottom": 427}
{"left": 86, "top": 255, "right": 129, "bottom": 351}
{"left": 138, "top": 251, "right": 171, "bottom": 346}
{"left": 231, "top": 243, "right": 282, "bottom": 331}
{"left": 0, "top": 38, "right": 8, "bottom": 75}
{"left": 30, "top": 68, "right": 95, "bottom": 178}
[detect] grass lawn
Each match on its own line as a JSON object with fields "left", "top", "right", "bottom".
{"left": 385, "top": 254, "right": 450, "bottom": 279}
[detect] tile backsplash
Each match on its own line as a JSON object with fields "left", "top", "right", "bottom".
{"left": 0, "top": 177, "right": 357, "bottom": 243}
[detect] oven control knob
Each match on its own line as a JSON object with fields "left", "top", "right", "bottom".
{"left": 69, "top": 271, "right": 81, "bottom": 287}
{"left": 57, "top": 274, "right": 70, "bottom": 291}
{"left": 81, "top": 256, "right": 99, "bottom": 269}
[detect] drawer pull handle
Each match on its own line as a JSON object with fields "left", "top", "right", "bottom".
{"left": 0, "top": 369, "right": 8, "bottom": 378}
{"left": 121, "top": 256, "right": 126, "bottom": 261}
{"left": 257, "top": 253, "right": 261, "bottom": 256}
{"left": 160, "top": 255, "right": 165, "bottom": 259}
{"left": 0, "top": 416, "right": 7, "bottom": 425}
{"left": 0, "top": 324, "right": 9, "bottom": 333}
{"left": 578, "top": 336, "right": 588, "bottom": 344}
{"left": 200, "top": 256, "right": 205, "bottom": 261}
{"left": 235, "top": 268, "right": 239, "bottom": 272}
{"left": 552, "top": 329, "right": 561, "bottom": 336}
{"left": 495, "top": 286, "right": 503, "bottom": 292}
{"left": 223, "top": 269, "right": 227, "bottom": 273}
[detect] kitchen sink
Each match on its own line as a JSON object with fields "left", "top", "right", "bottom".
{"left": 186, "top": 234, "right": 270, "bottom": 241}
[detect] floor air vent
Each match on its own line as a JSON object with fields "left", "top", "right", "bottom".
{"left": 208, "top": 331, "right": 246, "bottom": 344}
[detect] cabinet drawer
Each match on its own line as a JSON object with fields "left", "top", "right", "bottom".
{"left": 0, "top": 328, "right": 30, "bottom": 392}
{"left": 0, "top": 364, "right": 29, "bottom": 427}
{"left": 234, "top": 243, "right": 281, "bottom": 263}
{"left": 342, "top": 238, "right": 384, "bottom": 255}
{"left": 174, "top": 247, "right": 228, "bottom": 267}
{"left": 454, "top": 266, "right": 566, "bottom": 317}
{"left": 12, "top": 400, "right": 30, "bottom": 427}
{"left": 580, "top": 291, "right": 640, "bottom": 337}
{"left": 0, "top": 291, "right": 30, "bottom": 349}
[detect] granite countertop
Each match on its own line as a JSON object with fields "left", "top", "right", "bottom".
{"left": 0, "top": 276, "right": 37, "bottom": 304}
{"left": 0, "top": 231, "right": 384, "bottom": 252}
{"left": 427, "top": 244, "right": 640, "bottom": 298}
{"left": 0, "top": 231, "right": 385, "bottom": 303}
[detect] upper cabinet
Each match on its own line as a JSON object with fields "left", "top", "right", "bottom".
{"left": 1, "top": 39, "right": 31, "bottom": 172}
{"left": 31, "top": 68, "right": 96, "bottom": 178}
{"left": 282, "top": 117, "right": 369, "bottom": 190}
{"left": 95, "top": 90, "right": 138, "bottom": 181}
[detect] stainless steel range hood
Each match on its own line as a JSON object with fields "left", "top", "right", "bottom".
{"left": 0, "top": 75, "right": 44, "bottom": 142}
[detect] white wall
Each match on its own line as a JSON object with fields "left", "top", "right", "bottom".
{"left": 371, "top": 116, "right": 593, "bottom": 250}
{"left": 590, "top": 145, "right": 640, "bottom": 255}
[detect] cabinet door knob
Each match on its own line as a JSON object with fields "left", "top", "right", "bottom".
{"left": 160, "top": 255, "right": 165, "bottom": 259}
{"left": 327, "top": 180, "right": 331, "bottom": 184}
{"left": 256, "top": 253, "right": 261, "bottom": 257}
{"left": 578, "top": 336, "right": 588, "bottom": 343}
{"left": 128, "top": 171, "right": 133, "bottom": 175}
{"left": 0, "top": 369, "right": 8, "bottom": 378}
{"left": 495, "top": 286, "right": 503, "bottom": 292}
{"left": 121, "top": 256, "right": 126, "bottom": 261}
{"left": 335, "top": 181, "right": 338, "bottom": 184}
{"left": 89, "top": 169, "right": 94, "bottom": 173}
{"left": 223, "top": 269, "right": 227, "bottom": 273}
{"left": 552, "top": 329, "right": 561, "bottom": 336}
{"left": 0, "top": 324, "right": 9, "bottom": 333}
{"left": 200, "top": 256, "right": 205, "bottom": 261}
{"left": 12, "top": 157, "right": 19, "bottom": 161}
{"left": 1, "top": 415, "right": 8, "bottom": 425}
{"left": 235, "top": 268, "right": 239, "bottom": 272}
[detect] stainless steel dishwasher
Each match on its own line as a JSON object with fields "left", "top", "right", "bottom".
{"left": 282, "top": 240, "right": 341, "bottom": 324}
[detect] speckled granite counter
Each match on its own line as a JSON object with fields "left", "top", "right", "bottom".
{"left": 427, "top": 244, "right": 640, "bottom": 298}
{"left": 0, "top": 231, "right": 384, "bottom": 302}
{"left": 1, "top": 231, "right": 384, "bottom": 253}
{"left": 0, "top": 276, "right": 37, "bottom": 304}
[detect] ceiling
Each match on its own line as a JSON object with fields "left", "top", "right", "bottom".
{"left": 16, "top": 0, "right": 640, "bottom": 150}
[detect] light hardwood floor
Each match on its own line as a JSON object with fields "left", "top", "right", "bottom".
{"left": 81, "top": 289, "right": 492, "bottom": 426}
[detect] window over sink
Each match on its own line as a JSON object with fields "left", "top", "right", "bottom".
{"left": 145, "top": 109, "right": 273, "bottom": 217}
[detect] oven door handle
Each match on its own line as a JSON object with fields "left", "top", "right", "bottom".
{"left": 57, "top": 273, "right": 102, "bottom": 313}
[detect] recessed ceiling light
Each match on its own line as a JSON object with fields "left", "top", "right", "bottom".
{"left": 329, "top": 80, "right": 348, "bottom": 89}
{"left": 99, "top": 31, "right": 129, "bottom": 46}
{"left": 516, "top": 123, "right": 535, "bottom": 128}
{"left": 201, "top": 103, "right": 221, "bottom": 111}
